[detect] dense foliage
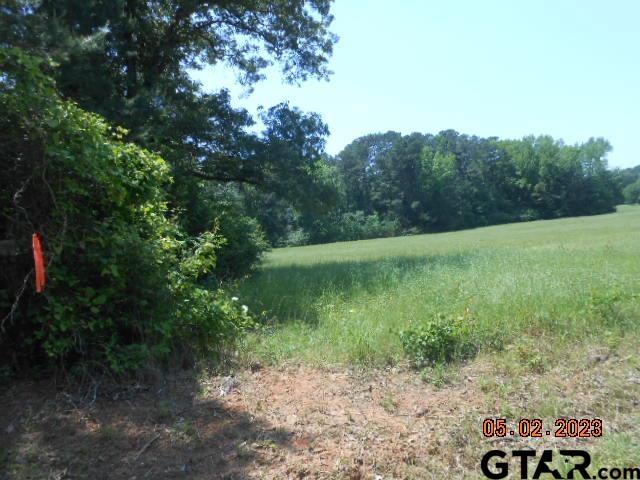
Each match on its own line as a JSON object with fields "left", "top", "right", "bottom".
{"left": 1, "top": 1, "right": 338, "bottom": 373}
{"left": 616, "top": 165, "right": 640, "bottom": 204}
{"left": 2, "top": 0, "right": 338, "bottom": 273}
{"left": 257, "top": 131, "right": 627, "bottom": 246}
{"left": 0, "top": 48, "right": 253, "bottom": 372}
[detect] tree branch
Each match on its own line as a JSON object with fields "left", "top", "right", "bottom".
{"left": 1, "top": 269, "right": 33, "bottom": 332}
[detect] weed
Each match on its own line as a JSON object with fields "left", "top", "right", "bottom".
{"left": 379, "top": 395, "right": 398, "bottom": 413}
{"left": 513, "top": 339, "right": 548, "bottom": 373}
{"left": 420, "top": 363, "right": 453, "bottom": 388}
{"left": 97, "top": 425, "right": 119, "bottom": 441}
{"left": 400, "top": 317, "right": 457, "bottom": 366}
{"left": 478, "top": 377, "right": 496, "bottom": 393}
{"left": 0, "top": 365, "right": 13, "bottom": 384}
{"left": 593, "top": 428, "right": 640, "bottom": 467}
{"left": 235, "top": 441, "right": 252, "bottom": 460}
{"left": 154, "top": 400, "right": 174, "bottom": 424}
{"left": 252, "top": 439, "right": 278, "bottom": 450}
{"left": 168, "top": 419, "right": 200, "bottom": 446}
{"left": 589, "top": 289, "right": 624, "bottom": 323}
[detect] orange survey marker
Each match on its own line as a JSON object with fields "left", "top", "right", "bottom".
{"left": 32, "top": 233, "right": 46, "bottom": 293}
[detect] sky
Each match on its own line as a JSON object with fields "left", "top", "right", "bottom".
{"left": 190, "top": 0, "right": 640, "bottom": 168}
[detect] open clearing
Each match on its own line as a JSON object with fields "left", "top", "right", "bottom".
{"left": 239, "top": 205, "right": 640, "bottom": 367}
{"left": 2, "top": 207, "right": 640, "bottom": 478}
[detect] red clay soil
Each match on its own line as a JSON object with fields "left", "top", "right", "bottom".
{"left": 0, "top": 360, "right": 618, "bottom": 479}
{"left": 0, "top": 365, "right": 487, "bottom": 479}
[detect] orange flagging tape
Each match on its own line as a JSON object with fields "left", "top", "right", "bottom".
{"left": 32, "top": 233, "right": 46, "bottom": 293}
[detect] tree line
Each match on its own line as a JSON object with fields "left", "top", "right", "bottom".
{"left": 618, "top": 165, "right": 640, "bottom": 204}
{"left": 249, "top": 131, "right": 636, "bottom": 246}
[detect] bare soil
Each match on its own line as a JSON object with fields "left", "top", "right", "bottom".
{"left": 1, "top": 350, "right": 637, "bottom": 479}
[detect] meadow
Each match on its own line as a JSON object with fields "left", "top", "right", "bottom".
{"left": 238, "top": 205, "right": 640, "bottom": 367}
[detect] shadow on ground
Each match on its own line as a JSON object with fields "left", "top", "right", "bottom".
{"left": 239, "top": 252, "right": 476, "bottom": 326}
{"left": 0, "top": 372, "right": 293, "bottom": 480}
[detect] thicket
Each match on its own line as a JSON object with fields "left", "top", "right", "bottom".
{"left": 1, "top": 0, "right": 337, "bottom": 375}
{"left": 0, "top": 49, "right": 251, "bottom": 373}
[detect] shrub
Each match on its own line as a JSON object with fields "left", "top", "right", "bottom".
{"left": 214, "top": 209, "right": 269, "bottom": 280}
{"left": 400, "top": 318, "right": 457, "bottom": 366}
{"left": 0, "top": 48, "right": 251, "bottom": 373}
{"left": 400, "top": 313, "right": 482, "bottom": 367}
{"left": 338, "top": 211, "right": 400, "bottom": 241}
{"left": 175, "top": 182, "right": 270, "bottom": 279}
{"left": 281, "top": 228, "right": 310, "bottom": 247}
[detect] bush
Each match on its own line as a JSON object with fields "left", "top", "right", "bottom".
{"left": 211, "top": 194, "right": 269, "bottom": 279}
{"left": 400, "top": 318, "right": 457, "bottom": 366}
{"left": 338, "top": 211, "right": 400, "bottom": 241}
{"left": 0, "top": 48, "right": 252, "bottom": 373}
{"left": 519, "top": 209, "right": 541, "bottom": 222}
{"left": 173, "top": 181, "right": 269, "bottom": 279}
{"left": 400, "top": 314, "right": 480, "bottom": 367}
{"left": 281, "top": 228, "right": 310, "bottom": 247}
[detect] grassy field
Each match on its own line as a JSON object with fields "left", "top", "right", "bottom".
{"left": 238, "top": 205, "right": 640, "bottom": 366}
{"left": 229, "top": 206, "right": 640, "bottom": 475}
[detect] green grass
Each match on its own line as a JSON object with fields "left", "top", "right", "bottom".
{"left": 237, "top": 205, "right": 640, "bottom": 366}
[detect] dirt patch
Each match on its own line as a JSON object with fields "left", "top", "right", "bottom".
{"left": 0, "top": 366, "right": 479, "bottom": 479}
{"left": 1, "top": 353, "right": 637, "bottom": 479}
{"left": 221, "top": 365, "right": 488, "bottom": 478}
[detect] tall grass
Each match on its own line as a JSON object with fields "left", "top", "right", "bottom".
{"left": 237, "top": 206, "right": 640, "bottom": 366}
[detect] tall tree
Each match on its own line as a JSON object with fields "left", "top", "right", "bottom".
{"left": 1, "top": 0, "right": 338, "bottom": 226}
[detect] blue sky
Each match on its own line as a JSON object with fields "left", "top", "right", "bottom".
{"left": 191, "top": 0, "right": 640, "bottom": 168}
